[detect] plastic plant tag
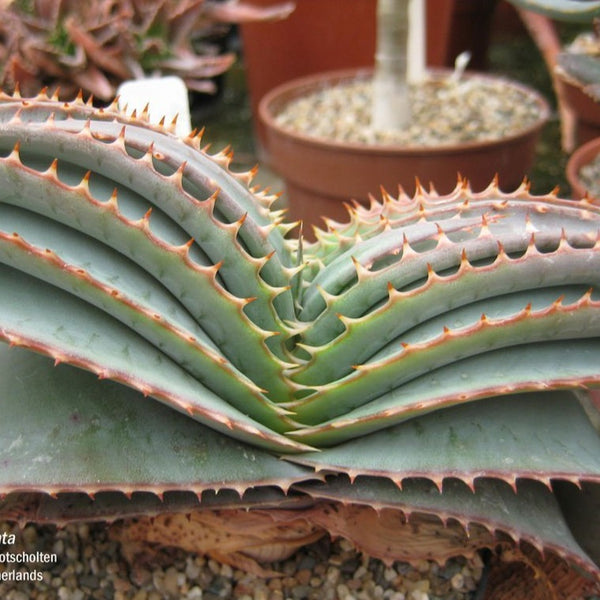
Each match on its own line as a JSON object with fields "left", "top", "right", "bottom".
{"left": 117, "top": 76, "right": 192, "bottom": 137}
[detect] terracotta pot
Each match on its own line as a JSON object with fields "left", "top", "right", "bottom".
{"left": 566, "top": 136, "right": 600, "bottom": 199}
{"left": 259, "top": 68, "right": 550, "bottom": 231}
{"left": 559, "top": 75, "right": 600, "bottom": 148}
{"left": 240, "top": 0, "right": 484, "bottom": 155}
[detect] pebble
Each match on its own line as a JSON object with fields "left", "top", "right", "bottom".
{"left": 0, "top": 520, "right": 484, "bottom": 599}
{"left": 274, "top": 74, "right": 542, "bottom": 147}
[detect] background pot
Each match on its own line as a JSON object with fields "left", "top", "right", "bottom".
{"left": 559, "top": 74, "right": 600, "bottom": 148}
{"left": 566, "top": 135, "right": 600, "bottom": 199}
{"left": 240, "top": 0, "right": 501, "bottom": 155}
{"left": 259, "top": 68, "right": 550, "bottom": 230}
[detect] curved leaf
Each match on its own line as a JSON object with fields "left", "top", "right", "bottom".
{"left": 0, "top": 345, "right": 313, "bottom": 495}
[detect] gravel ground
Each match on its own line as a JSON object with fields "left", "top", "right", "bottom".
{"left": 0, "top": 521, "right": 486, "bottom": 600}
{"left": 273, "top": 74, "right": 543, "bottom": 147}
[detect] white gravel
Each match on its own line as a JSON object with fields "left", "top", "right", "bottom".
{"left": 274, "top": 75, "right": 543, "bottom": 147}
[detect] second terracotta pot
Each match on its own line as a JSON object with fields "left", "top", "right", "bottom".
{"left": 259, "top": 69, "right": 550, "bottom": 230}
{"left": 566, "top": 136, "right": 600, "bottom": 199}
{"left": 560, "top": 76, "right": 600, "bottom": 148}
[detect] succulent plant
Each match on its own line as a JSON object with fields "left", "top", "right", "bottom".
{"left": 0, "top": 0, "right": 294, "bottom": 100}
{"left": 0, "top": 90, "right": 599, "bottom": 598}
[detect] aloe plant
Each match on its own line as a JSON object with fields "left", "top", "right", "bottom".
{"left": 0, "top": 90, "right": 599, "bottom": 598}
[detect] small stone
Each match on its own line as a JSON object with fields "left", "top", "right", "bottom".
{"left": 52, "top": 540, "right": 65, "bottom": 556}
{"left": 130, "top": 566, "right": 153, "bottom": 587}
{"left": 185, "top": 557, "right": 202, "bottom": 580}
{"left": 114, "top": 577, "right": 132, "bottom": 593}
{"left": 163, "top": 567, "right": 182, "bottom": 596}
{"left": 77, "top": 524, "right": 90, "bottom": 541}
{"left": 337, "top": 583, "right": 357, "bottom": 600}
{"left": 281, "top": 576, "right": 296, "bottom": 589}
{"left": 463, "top": 575, "right": 477, "bottom": 592}
{"left": 208, "top": 575, "right": 232, "bottom": 598}
{"left": 253, "top": 586, "right": 269, "bottom": 600}
{"left": 234, "top": 581, "right": 254, "bottom": 596}
{"left": 295, "top": 568, "right": 311, "bottom": 586}
{"left": 267, "top": 578, "right": 282, "bottom": 591}
{"left": 415, "top": 561, "right": 431, "bottom": 574}
{"left": 187, "top": 587, "right": 203, "bottom": 599}
{"left": 219, "top": 563, "right": 233, "bottom": 578}
{"left": 347, "top": 578, "right": 363, "bottom": 591}
{"left": 66, "top": 546, "right": 79, "bottom": 561}
{"left": 290, "top": 584, "right": 311, "bottom": 600}
{"left": 325, "top": 565, "right": 340, "bottom": 585}
{"left": 22, "top": 526, "right": 38, "bottom": 546}
{"left": 413, "top": 580, "right": 430, "bottom": 593}
{"left": 451, "top": 573, "right": 464, "bottom": 590}
{"left": 57, "top": 587, "right": 70, "bottom": 600}
{"left": 353, "top": 565, "right": 367, "bottom": 580}
{"left": 329, "top": 553, "right": 343, "bottom": 566}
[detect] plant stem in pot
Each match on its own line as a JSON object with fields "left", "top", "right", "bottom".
{"left": 372, "top": 0, "right": 426, "bottom": 133}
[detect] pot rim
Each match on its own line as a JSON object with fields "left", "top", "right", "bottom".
{"left": 258, "top": 67, "right": 551, "bottom": 156}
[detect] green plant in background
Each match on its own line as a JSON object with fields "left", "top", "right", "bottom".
{"left": 0, "top": 87, "right": 599, "bottom": 598}
{"left": 0, "top": 0, "right": 293, "bottom": 100}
